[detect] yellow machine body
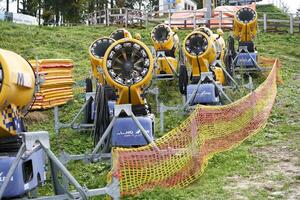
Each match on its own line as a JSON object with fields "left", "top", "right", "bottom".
{"left": 0, "top": 49, "right": 35, "bottom": 138}
{"left": 110, "top": 28, "right": 132, "bottom": 40}
{"left": 102, "top": 38, "right": 154, "bottom": 106}
{"left": 195, "top": 26, "right": 226, "bottom": 64}
{"left": 151, "top": 24, "right": 179, "bottom": 75}
{"left": 89, "top": 37, "right": 116, "bottom": 84}
{"left": 156, "top": 57, "right": 177, "bottom": 75}
{"left": 213, "top": 67, "right": 225, "bottom": 84}
{"left": 151, "top": 24, "right": 178, "bottom": 51}
{"left": 183, "top": 31, "right": 225, "bottom": 85}
{"left": 233, "top": 7, "right": 258, "bottom": 42}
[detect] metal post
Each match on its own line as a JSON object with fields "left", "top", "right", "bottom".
{"left": 107, "top": 9, "right": 110, "bottom": 26}
{"left": 160, "top": 103, "right": 164, "bottom": 133}
{"left": 168, "top": 4, "right": 171, "bottom": 27}
{"left": 290, "top": 14, "right": 294, "bottom": 34}
{"left": 145, "top": 11, "right": 148, "bottom": 27}
{"left": 193, "top": 11, "right": 196, "bottom": 29}
{"left": 54, "top": 106, "right": 59, "bottom": 134}
{"left": 219, "top": 11, "right": 222, "bottom": 29}
{"left": 263, "top": 13, "right": 267, "bottom": 32}
{"left": 125, "top": 8, "right": 128, "bottom": 27}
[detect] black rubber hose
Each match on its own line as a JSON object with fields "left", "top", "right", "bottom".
{"left": 178, "top": 64, "right": 188, "bottom": 95}
{"left": 93, "top": 84, "right": 111, "bottom": 152}
{"left": 84, "top": 78, "right": 93, "bottom": 124}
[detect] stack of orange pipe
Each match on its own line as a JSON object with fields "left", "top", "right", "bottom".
{"left": 29, "top": 59, "right": 75, "bottom": 110}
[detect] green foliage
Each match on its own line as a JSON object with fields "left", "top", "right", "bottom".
{"left": 256, "top": 4, "right": 289, "bottom": 19}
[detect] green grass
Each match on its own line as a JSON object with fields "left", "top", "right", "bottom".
{"left": 256, "top": 4, "right": 289, "bottom": 19}
{"left": 0, "top": 12, "right": 300, "bottom": 199}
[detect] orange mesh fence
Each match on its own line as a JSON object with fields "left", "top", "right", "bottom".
{"left": 110, "top": 59, "right": 280, "bottom": 196}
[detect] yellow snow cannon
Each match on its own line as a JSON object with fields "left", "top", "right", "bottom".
{"left": 233, "top": 7, "right": 258, "bottom": 42}
{"left": 183, "top": 31, "right": 225, "bottom": 84}
{"left": 110, "top": 28, "right": 132, "bottom": 41}
{"left": 89, "top": 37, "right": 116, "bottom": 84}
{"left": 102, "top": 38, "right": 154, "bottom": 106}
{"left": 151, "top": 24, "right": 179, "bottom": 77}
{"left": 194, "top": 26, "right": 226, "bottom": 66}
{"left": 0, "top": 49, "right": 35, "bottom": 138}
{"left": 226, "top": 7, "right": 259, "bottom": 71}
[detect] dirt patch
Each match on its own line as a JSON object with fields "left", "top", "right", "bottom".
{"left": 24, "top": 111, "right": 49, "bottom": 124}
{"left": 224, "top": 141, "right": 300, "bottom": 199}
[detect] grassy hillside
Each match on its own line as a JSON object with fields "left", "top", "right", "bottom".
{"left": 0, "top": 21, "right": 299, "bottom": 199}
{"left": 256, "top": 4, "right": 289, "bottom": 19}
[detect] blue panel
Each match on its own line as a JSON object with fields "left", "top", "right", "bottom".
{"left": 111, "top": 116, "right": 153, "bottom": 147}
{"left": 187, "top": 83, "right": 219, "bottom": 105}
{"left": 236, "top": 53, "right": 257, "bottom": 68}
{"left": 0, "top": 148, "right": 46, "bottom": 198}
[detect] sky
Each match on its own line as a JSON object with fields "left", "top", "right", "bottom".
{"left": 0, "top": 0, "right": 299, "bottom": 14}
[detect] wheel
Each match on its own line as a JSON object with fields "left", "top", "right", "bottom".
{"left": 84, "top": 78, "right": 93, "bottom": 124}
{"left": 178, "top": 64, "right": 188, "bottom": 95}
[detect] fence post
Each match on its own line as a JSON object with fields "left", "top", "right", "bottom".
{"left": 290, "top": 14, "right": 294, "bottom": 34}
{"left": 145, "top": 11, "right": 148, "bottom": 27}
{"left": 219, "top": 11, "right": 222, "bottom": 29}
{"left": 105, "top": 9, "right": 108, "bottom": 26}
{"left": 263, "top": 13, "right": 267, "bottom": 32}
{"left": 168, "top": 9, "right": 171, "bottom": 27}
{"left": 193, "top": 11, "right": 196, "bottom": 29}
{"left": 125, "top": 8, "right": 128, "bottom": 27}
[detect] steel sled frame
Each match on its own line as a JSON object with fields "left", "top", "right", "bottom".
{"left": 0, "top": 131, "right": 120, "bottom": 200}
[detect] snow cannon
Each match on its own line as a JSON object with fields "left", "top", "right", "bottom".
{"left": 102, "top": 38, "right": 154, "bottom": 106}
{"left": 0, "top": 49, "right": 35, "bottom": 138}
{"left": 151, "top": 24, "right": 179, "bottom": 78}
{"left": 228, "top": 7, "right": 259, "bottom": 70}
{"left": 182, "top": 31, "right": 224, "bottom": 105}
{"left": 233, "top": 7, "right": 258, "bottom": 42}
{"left": 194, "top": 26, "right": 226, "bottom": 65}
{"left": 93, "top": 37, "right": 155, "bottom": 148}
{"left": 0, "top": 49, "right": 46, "bottom": 198}
{"left": 110, "top": 28, "right": 132, "bottom": 41}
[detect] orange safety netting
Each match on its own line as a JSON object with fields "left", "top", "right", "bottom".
{"left": 30, "top": 59, "right": 75, "bottom": 110}
{"left": 110, "top": 58, "right": 280, "bottom": 196}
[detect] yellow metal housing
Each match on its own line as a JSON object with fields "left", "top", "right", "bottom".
{"left": 183, "top": 31, "right": 216, "bottom": 76}
{"left": 0, "top": 49, "right": 35, "bottom": 137}
{"left": 213, "top": 67, "right": 225, "bottom": 85}
{"left": 156, "top": 57, "right": 177, "bottom": 75}
{"left": 151, "top": 24, "right": 178, "bottom": 51}
{"left": 89, "top": 37, "right": 115, "bottom": 84}
{"left": 194, "top": 26, "right": 226, "bottom": 64}
{"left": 233, "top": 7, "right": 258, "bottom": 42}
{"left": 110, "top": 29, "right": 132, "bottom": 40}
{"left": 151, "top": 24, "right": 179, "bottom": 75}
{"left": 183, "top": 31, "right": 225, "bottom": 84}
{"left": 102, "top": 38, "right": 154, "bottom": 106}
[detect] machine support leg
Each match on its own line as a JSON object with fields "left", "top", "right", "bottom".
{"left": 0, "top": 143, "right": 26, "bottom": 199}
{"left": 160, "top": 103, "right": 164, "bottom": 133}
{"left": 131, "top": 114, "right": 159, "bottom": 151}
{"left": 41, "top": 143, "right": 88, "bottom": 200}
{"left": 92, "top": 117, "right": 117, "bottom": 158}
